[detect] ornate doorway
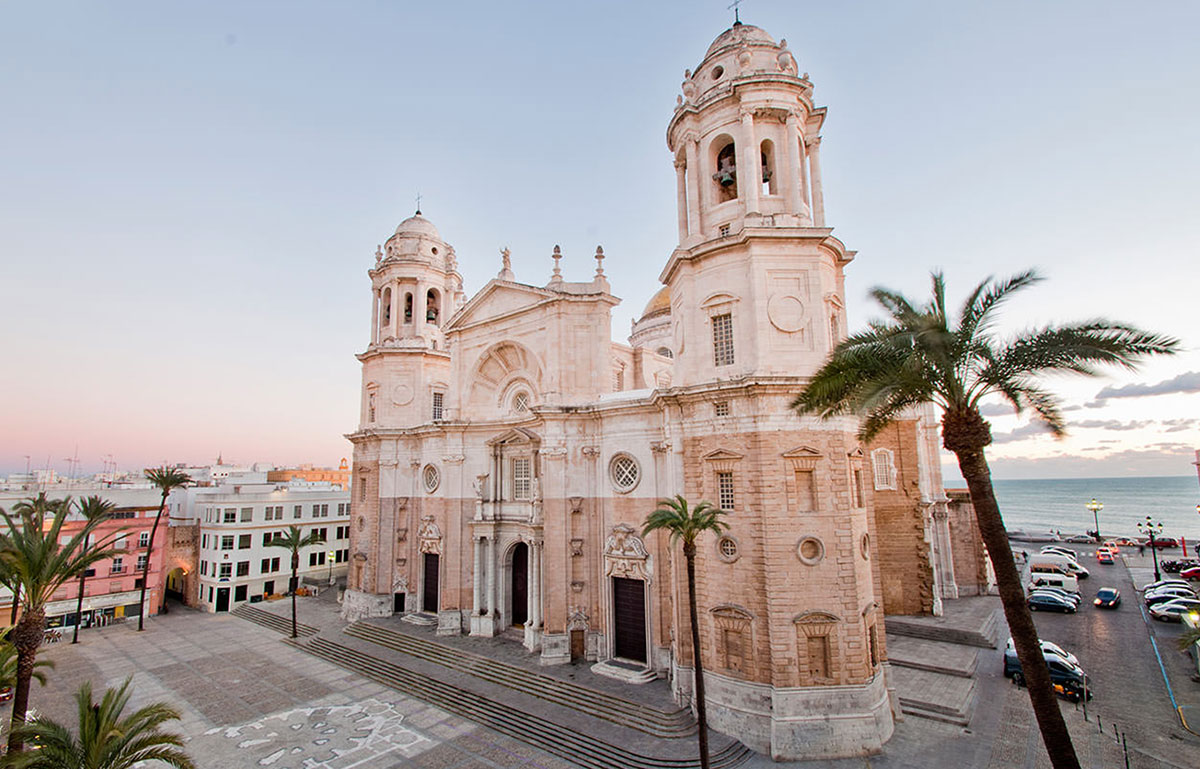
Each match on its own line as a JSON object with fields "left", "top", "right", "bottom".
{"left": 612, "top": 576, "right": 646, "bottom": 662}
{"left": 511, "top": 542, "right": 529, "bottom": 626}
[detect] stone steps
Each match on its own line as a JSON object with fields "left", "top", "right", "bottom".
{"left": 889, "top": 665, "right": 977, "bottom": 726}
{"left": 885, "top": 635, "right": 979, "bottom": 678}
{"left": 345, "top": 621, "right": 694, "bottom": 737}
{"left": 295, "top": 635, "right": 753, "bottom": 769}
{"left": 231, "top": 604, "right": 318, "bottom": 637}
{"left": 885, "top": 608, "right": 999, "bottom": 649}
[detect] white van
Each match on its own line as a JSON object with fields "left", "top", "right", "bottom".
{"left": 1028, "top": 572, "right": 1080, "bottom": 594}
{"left": 1029, "top": 553, "right": 1090, "bottom": 580}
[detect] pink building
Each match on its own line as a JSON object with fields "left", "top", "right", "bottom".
{"left": 44, "top": 503, "right": 170, "bottom": 632}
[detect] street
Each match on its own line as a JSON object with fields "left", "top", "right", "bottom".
{"left": 1022, "top": 548, "right": 1199, "bottom": 763}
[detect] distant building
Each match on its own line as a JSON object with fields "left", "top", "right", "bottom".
{"left": 175, "top": 482, "right": 351, "bottom": 612}
{"left": 267, "top": 460, "right": 351, "bottom": 489}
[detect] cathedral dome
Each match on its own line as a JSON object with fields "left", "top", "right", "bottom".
{"left": 393, "top": 212, "right": 441, "bottom": 240}
{"left": 704, "top": 22, "right": 776, "bottom": 59}
{"left": 641, "top": 287, "right": 671, "bottom": 320}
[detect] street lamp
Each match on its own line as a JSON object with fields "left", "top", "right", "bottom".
{"left": 327, "top": 550, "right": 335, "bottom": 585}
{"left": 1137, "top": 516, "right": 1165, "bottom": 583}
{"left": 1086, "top": 498, "right": 1103, "bottom": 542}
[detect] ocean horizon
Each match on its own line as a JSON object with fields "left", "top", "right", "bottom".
{"left": 980, "top": 475, "right": 1199, "bottom": 542}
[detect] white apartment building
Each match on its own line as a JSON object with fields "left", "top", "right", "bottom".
{"left": 187, "top": 483, "right": 351, "bottom": 612}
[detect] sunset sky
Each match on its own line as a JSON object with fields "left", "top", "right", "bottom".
{"left": 2, "top": 1, "right": 1197, "bottom": 481}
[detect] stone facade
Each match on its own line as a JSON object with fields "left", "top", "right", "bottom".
{"left": 339, "top": 20, "right": 981, "bottom": 760}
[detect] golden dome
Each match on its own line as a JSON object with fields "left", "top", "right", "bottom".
{"left": 641, "top": 287, "right": 671, "bottom": 319}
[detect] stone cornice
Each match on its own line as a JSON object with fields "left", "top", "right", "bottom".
{"left": 658, "top": 229, "right": 852, "bottom": 285}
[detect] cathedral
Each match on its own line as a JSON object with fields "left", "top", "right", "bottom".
{"left": 342, "top": 20, "right": 984, "bottom": 760}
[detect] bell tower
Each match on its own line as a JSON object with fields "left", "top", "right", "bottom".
{"left": 663, "top": 21, "right": 852, "bottom": 388}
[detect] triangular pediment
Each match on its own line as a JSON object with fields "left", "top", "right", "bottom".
{"left": 847, "top": 447, "right": 866, "bottom": 459}
{"left": 701, "top": 448, "right": 745, "bottom": 463}
{"left": 447, "top": 280, "right": 555, "bottom": 331}
{"left": 485, "top": 427, "right": 542, "bottom": 447}
{"left": 781, "top": 445, "right": 823, "bottom": 459}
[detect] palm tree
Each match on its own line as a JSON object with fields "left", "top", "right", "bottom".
{"left": 643, "top": 495, "right": 728, "bottom": 769}
{"left": 0, "top": 629, "right": 53, "bottom": 693}
{"left": 71, "top": 496, "right": 115, "bottom": 644}
{"left": 139, "top": 467, "right": 192, "bottom": 631}
{"left": 268, "top": 525, "right": 326, "bottom": 638}
{"left": 0, "top": 677, "right": 194, "bottom": 769}
{"left": 0, "top": 494, "right": 120, "bottom": 753}
{"left": 791, "top": 270, "right": 1178, "bottom": 769}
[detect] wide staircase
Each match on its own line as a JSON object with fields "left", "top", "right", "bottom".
{"left": 344, "top": 621, "right": 693, "bottom": 738}
{"left": 295, "top": 632, "right": 753, "bottom": 769}
{"left": 231, "top": 604, "right": 318, "bottom": 637}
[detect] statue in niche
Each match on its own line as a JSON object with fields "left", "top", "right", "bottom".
{"left": 473, "top": 473, "right": 490, "bottom": 501}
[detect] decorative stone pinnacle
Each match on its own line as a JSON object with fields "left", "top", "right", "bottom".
{"left": 594, "top": 245, "right": 605, "bottom": 276}
{"left": 498, "top": 246, "right": 514, "bottom": 281}
{"left": 375, "top": 245, "right": 383, "bottom": 263}
{"left": 550, "top": 244, "right": 563, "bottom": 283}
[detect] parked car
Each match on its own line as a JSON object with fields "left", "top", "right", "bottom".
{"left": 1004, "top": 649, "right": 1091, "bottom": 701}
{"left": 1146, "top": 578, "right": 1192, "bottom": 592}
{"left": 1005, "top": 637, "right": 1079, "bottom": 668}
{"left": 1096, "top": 551, "right": 1114, "bottom": 565}
{"left": 1029, "top": 592, "right": 1078, "bottom": 613}
{"left": 1147, "top": 537, "right": 1179, "bottom": 550}
{"left": 1029, "top": 586, "right": 1081, "bottom": 606}
{"left": 1064, "top": 534, "right": 1095, "bottom": 544}
{"left": 1143, "top": 587, "right": 1197, "bottom": 606}
{"left": 1148, "top": 598, "right": 1200, "bottom": 622}
{"left": 1180, "top": 566, "right": 1200, "bottom": 580}
{"left": 1093, "top": 587, "right": 1121, "bottom": 608}
{"left": 1041, "top": 546, "right": 1078, "bottom": 559}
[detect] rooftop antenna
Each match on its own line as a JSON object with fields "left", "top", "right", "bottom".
{"left": 64, "top": 445, "right": 80, "bottom": 488}
{"left": 415, "top": 192, "right": 423, "bottom": 215}
{"left": 728, "top": 0, "right": 743, "bottom": 24}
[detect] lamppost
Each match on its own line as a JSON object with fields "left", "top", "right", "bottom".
{"left": 1138, "top": 516, "right": 1164, "bottom": 583}
{"left": 327, "top": 550, "right": 335, "bottom": 585}
{"left": 1086, "top": 498, "right": 1103, "bottom": 541}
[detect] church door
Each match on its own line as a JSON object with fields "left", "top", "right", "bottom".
{"left": 612, "top": 577, "right": 646, "bottom": 662}
{"left": 422, "top": 553, "right": 440, "bottom": 613}
{"left": 511, "top": 543, "right": 529, "bottom": 626}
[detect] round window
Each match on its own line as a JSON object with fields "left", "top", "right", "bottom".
{"left": 423, "top": 464, "right": 440, "bottom": 493}
{"left": 716, "top": 536, "right": 740, "bottom": 563}
{"left": 609, "top": 454, "right": 641, "bottom": 492}
{"left": 797, "top": 536, "right": 825, "bottom": 566}
{"left": 860, "top": 532, "right": 871, "bottom": 560}
{"left": 712, "top": 65, "right": 724, "bottom": 80}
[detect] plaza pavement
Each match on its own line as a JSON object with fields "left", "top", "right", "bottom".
{"left": 15, "top": 586, "right": 1195, "bottom": 768}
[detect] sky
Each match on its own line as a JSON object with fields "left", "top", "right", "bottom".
{"left": 2, "top": 1, "right": 1197, "bottom": 482}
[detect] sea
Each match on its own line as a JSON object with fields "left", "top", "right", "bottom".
{"left": 990, "top": 476, "right": 1200, "bottom": 542}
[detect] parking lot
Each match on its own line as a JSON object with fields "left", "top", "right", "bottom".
{"left": 1021, "top": 545, "right": 1199, "bottom": 763}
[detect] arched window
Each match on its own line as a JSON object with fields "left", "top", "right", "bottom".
{"left": 380, "top": 288, "right": 392, "bottom": 328}
{"left": 403, "top": 293, "right": 413, "bottom": 323}
{"left": 872, "top": 449, "right": 896, "bottom": 490}
{"left": 426, "top": 288, "right": 440, "bottom": 325}
{"left": 655, "top": 347, "right": 674, "bottom": 359}
{"left": 712, "top": 137, "right": 738, "bottom": 202}
{"left": 760, "top": 139, "right": 777, "bottom": 196}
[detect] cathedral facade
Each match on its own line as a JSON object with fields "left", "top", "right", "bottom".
{"left": 342, "top": 21, "right": 971, "bottom": 760}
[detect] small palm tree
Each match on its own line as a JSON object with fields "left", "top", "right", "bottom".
{"left": 0, "top": 494, "right": 120, "bottom": 753}
{"left": 0, "top": 677, "right": 194, "bottom": 769}
{"left": 791, "top": 270, "right": 1178, "bottom": 769}
{"left": 643, "top": 495, "right": 728, "bottom": 769}
{"left": 71, "top": 496, "right": 115, "bottom": 644}
{"left": 139, "top": 467, "right": 192, "bottom": 631}
{"left": 268, "top": 525, "right": 326, "bottom": 638}
{"left": 1178, "top": 622, "right": 1200, "bottom": 654}
{"left": 0, "top": 629, "right": 53, "bottom": 692}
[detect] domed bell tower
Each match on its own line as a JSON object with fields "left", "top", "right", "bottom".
{"left": 663, "top": 22, "right": 853, "bottom": 388}
{"left": 358, "top": 211, "right": 464, "bottom": 431}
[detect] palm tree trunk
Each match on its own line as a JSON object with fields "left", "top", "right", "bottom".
{"left": 290, "top": 553, "right": 299, "bottom": 639}
{"left": 684, "top": 542, "right": 711, "bottom": 769}
{"left": 71, "top": 572, "right": 86, "bottom": 644}
{"left": 9, "top": 584, "right": 19, "bottom": 625}
{"left": 953, "top": 445, "right": 1081, "bottom": 769}
{"left": 138, "top": 492, "right": 168, "bottom": 632}
{"left": 7, "top": 608, "right": 45, "bottom": 753}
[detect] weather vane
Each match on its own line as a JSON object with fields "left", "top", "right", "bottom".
{"left": 728, "top": 0, "right": 743, "bottom": 24}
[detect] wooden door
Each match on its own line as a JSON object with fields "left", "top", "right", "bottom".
{"left": 511, "top": 543, "right": 528, "bottom": 626}
{"left": 422, "top": 553, "right": 440, "bottom": 613}
{"left": 612, "top": 577, "right": 646, "bottom": 662}
{"left": 215, "top": 587, "right": 230, "bottom": 612}
{"left": 570, "top": 629, "right": 586, "bottom": 661}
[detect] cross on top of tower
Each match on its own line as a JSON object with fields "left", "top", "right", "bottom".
{"left": 415, "top": 192, "right": 423, "bottom": 215}
{"left": 727, "top": 0, "right": 743, "bottom": 25}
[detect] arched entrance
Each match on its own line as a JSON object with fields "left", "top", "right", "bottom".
{"left": 510, "top": 542, "right": 528, "bottom": 626}
{"left": 612, "top": 576, "right": 646, "bottom": 662}
{"left": 164, "top": 567, "right": 187, "bottom": 605}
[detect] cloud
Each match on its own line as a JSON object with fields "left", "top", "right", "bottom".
{"left": 1094, "top": 371, "right": 1200, "bottom": 400}
{"left": 991, "top": 423, "right": 1054, "bottom": 444}
{"left": 973, "top": 446, "right": 1196, "bottom": 480}
{"left": 1084, "top": 400, "right": 1108, "bottom": 409}
{"left": 1070, "top": 419, "right": 1151, "bottom": 431}
{"left": 977, "top": 402, "right": 1015, "bottom": 417}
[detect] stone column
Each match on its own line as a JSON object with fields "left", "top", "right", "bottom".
{"left": 371, "top": 289, "right": 380, "bottom": 344}
{"left": 740, "top": 110, "right": 759, "bottom": 214}
{"left": 391, "top": 282, "right": 402, "bottom": 339}
{"left": 674, "top": 159, "right": 689, "bottom": 242}
{"left": 684, "top": 133, "right": 702, "bottom": 238}
{"left": 531, "top": 541, "right": 542, "bottom": 627}
{"left": 799, "top": 135, "right": 812, "bottom": 217}
{"left": 785, "top": 112, "right": 811, "bottom": 224}
{"left": 472, "top": 536, "right": 483, "bottom": 615}
{"left": 414, "top": 282, "right": 427, "bottom": 336}
{"left": 808, "top": 136, "right": 826, "bottom": 226}
{"left": 485, "top": 536, "right": 496, "bottom": 616}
